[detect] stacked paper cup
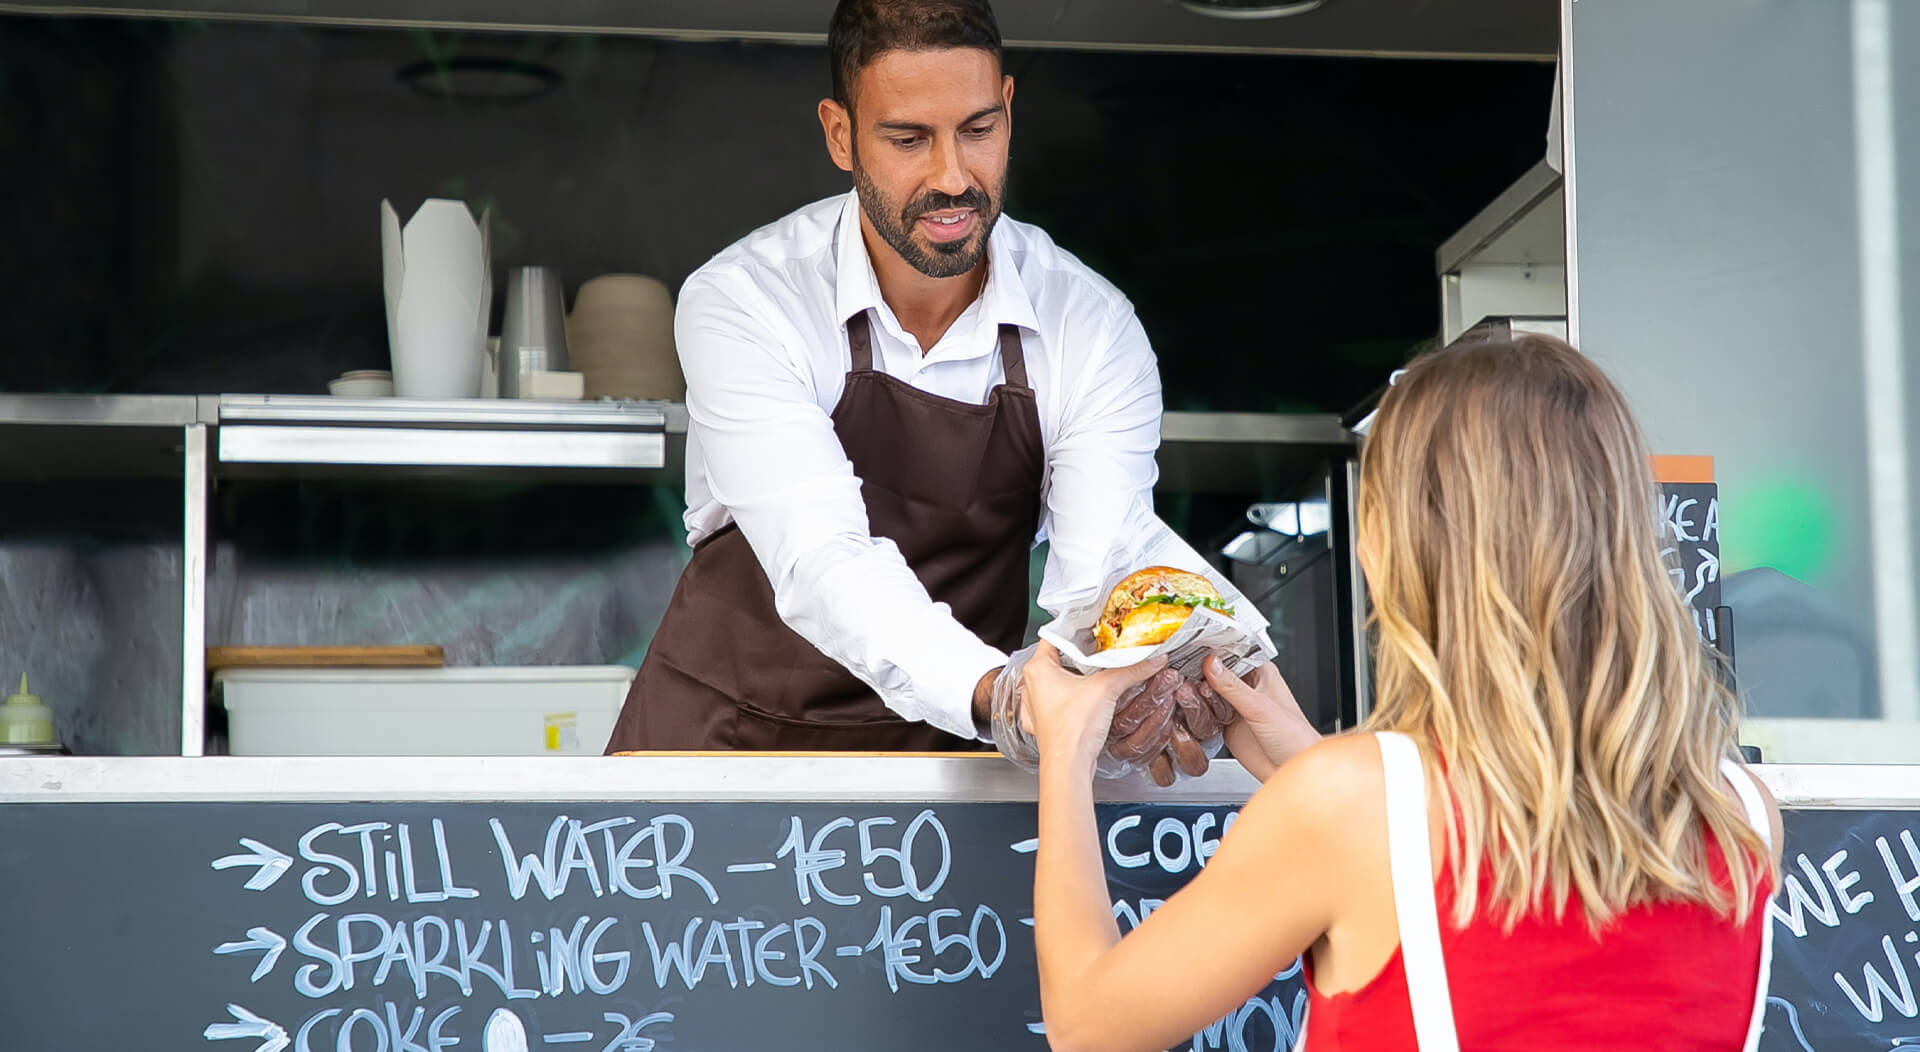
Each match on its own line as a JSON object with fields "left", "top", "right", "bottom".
{"left": 565, "top": 275, "right": 682, "bottom": 402}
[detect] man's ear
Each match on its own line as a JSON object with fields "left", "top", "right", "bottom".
{"left": 820, "top": 98, "right": 854, "bottom": 173}
{"left": 1002, "top": 74, "right": 1015, "bottom": 148}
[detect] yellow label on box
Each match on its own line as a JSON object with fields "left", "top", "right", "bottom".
{"left": 544, "top": 713, "right": 580, "bottom": 753}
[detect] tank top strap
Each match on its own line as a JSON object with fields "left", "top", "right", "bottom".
{"left": 1378, "top": 731, "right": 1462, "bottom": 1052}
{"left": 1718, "top": 757, "right": 1772, "bottom": 842}
{"left": 1718, "top": 755, "right": 1775, "bottom": 1052}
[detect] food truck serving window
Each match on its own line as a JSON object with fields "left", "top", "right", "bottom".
{"left": 1565, "top": 0, "right": 1920, "bottom": 763}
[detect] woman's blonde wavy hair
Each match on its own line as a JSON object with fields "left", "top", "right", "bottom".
{"left": 1358, "top": 332, "right": 1773, "bottom": 929}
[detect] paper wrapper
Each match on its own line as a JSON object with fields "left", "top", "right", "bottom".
{"left": 1042, "top": 497, "right": 1276, "bottom": 678}
{"left": 997, "top": 498, "right": 1277, "bottom": 781}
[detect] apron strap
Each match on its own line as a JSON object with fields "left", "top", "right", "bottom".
{"left": 846, "top": 310, "right": 876, "bottom": 373}
{"left": 1379, "top": 731, "right": 1462, "bottom": 1052}
{"left": 846, "top": 312, "right": 1029, "bottom": 391}
{"left": 1719, "top": 757, "right": 1775, "bottom": 1052}
{"left": 996, "top": 324, "right": 1030, "bottom": 390}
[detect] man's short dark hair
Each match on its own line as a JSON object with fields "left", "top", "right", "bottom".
{"left": 828, "top": 0, "right": 1004, "bottom": 111}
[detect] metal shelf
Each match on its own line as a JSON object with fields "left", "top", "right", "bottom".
{"left": 0, "top": 394, "right": 203, "bottom": 480}
{"left": 1436, "top": 159, "right": 1564, "bottom": 275}
{"left": 1437, "top": 159, "right": 1568, "bottom": 344}
{"left": 1157, "top": 411, "right": 1354, "bottom": 493}
{"left": 3, "top": 392, "right": 1352, "bottom": 758}
{"left": 0, "top": 395, "right": 209, "bottom": 754}
{"left": 217, "top": 394, "right": 668, "bottom": 429}
{"left": 213, "top": 395, "right": 668, "bottom": 479}
{"left": 4, "top": 396, "right": 1350, "bottom": 486}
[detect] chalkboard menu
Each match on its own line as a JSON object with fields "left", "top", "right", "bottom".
{"left": 5, "top": 792, "right": 1908, "bottom": 1049}
{"left": 1762, "top": 808, "right": 1920, "bottom": 1051}
{"left": 0, "top": 801, "right": 1303, "bottom": 1051}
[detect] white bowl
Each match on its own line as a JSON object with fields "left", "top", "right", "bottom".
{"left": 329, "top": 375, "right": 396, "bottom": 397}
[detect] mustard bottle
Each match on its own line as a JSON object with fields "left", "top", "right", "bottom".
{"left": 2, "top": 674, "right": 56, "bottom": 746}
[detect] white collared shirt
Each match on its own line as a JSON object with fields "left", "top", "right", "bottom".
{"left": 675, "top": 190, "right": 1163, "bottom": 740}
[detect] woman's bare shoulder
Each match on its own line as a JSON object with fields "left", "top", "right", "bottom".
{"left": 1238, "top": 732, "right": 1390, "bottom": 845}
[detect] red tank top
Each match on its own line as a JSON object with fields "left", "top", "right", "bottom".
{"left": 1303, "top": 830, "right": 1771, "bottom": 1050}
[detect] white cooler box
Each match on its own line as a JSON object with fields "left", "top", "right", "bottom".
{"left": 217, "top": 665, "right": 636, "bottom": 756}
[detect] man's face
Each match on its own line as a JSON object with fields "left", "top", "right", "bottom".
{"left": 825, "top": 48, "right": 1013, "bottom": 279}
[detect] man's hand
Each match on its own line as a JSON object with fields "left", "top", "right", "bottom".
{"left": 973, "top": 666, "right": 1005, "bottom": 733}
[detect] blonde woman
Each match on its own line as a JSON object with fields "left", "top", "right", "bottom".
{"left": 1024, "top": 334, "right": 1782, "bottom": 1051}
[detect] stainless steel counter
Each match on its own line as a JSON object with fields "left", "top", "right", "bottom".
{"left": 0, "top": 755, "right": 1912, "bottom": 808}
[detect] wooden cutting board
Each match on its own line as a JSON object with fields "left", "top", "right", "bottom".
{"left": 205, "top": 645, "right": 445, "bottom": 671}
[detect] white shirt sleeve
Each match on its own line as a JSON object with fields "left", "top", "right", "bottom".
{"left": 676, "top": 272, "right": 1006, "bottom": 741}
{"left": 1036, "top": 299, "right": 1165, "bottom": 616}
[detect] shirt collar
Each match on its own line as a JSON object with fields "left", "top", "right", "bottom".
{"left": 832, "top": 189, "right": 1040, "bottom": 337}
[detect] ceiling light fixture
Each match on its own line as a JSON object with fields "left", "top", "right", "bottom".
{"left": 396, "top": 57, "right": 562, "bottom": 105}
{"left": 1177, "top": 0, "right": 1330, "bottom": 19}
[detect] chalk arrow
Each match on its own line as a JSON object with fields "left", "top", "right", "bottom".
{"left": 204, "top": 1004, "right": 289, "bottom": 1052}
{"left": 211, "top": 838, "right": 292, "bottom": 891}
{"left": 213, "top": 926, "right": 288, "bottom": 982}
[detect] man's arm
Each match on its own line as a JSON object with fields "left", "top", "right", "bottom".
{"left": 971, "top": 299, "right": 1159, "bottom": 732}
{"left": 678, "top": 272, "right": 1004, "bottom": 740}
{"left": 1035, "top": 299, "right": 1164, "bottom": 615}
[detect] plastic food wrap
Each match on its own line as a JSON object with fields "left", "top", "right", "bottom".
{"left": 993, "top": 498, "right": 1277, "bottom": 784}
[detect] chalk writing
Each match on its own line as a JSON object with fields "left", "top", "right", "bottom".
{"left": 1106, "top": 810, "right": 1237, "bottom": 873}
{"left": 1186, "top": 989, "right": 1308, "bottom": 1052}
{"left": 64, "top": 797, "right": 1920, "bottom": 1049}
{"left": 1657, "top": 485, "right": 1722, "bottom": 646}
{"left": 1767, "top": 813, "right": 1920, "bottom": 1049}
{"left": 213, "top": 839, "right": 294, "bottom": 892}
{"left": 598, "top": 1011, "right": 674, "bottom": 1052}
{"left": 858, "top": 904, "right": 1008, "bottom": 992}
{"left": 215, "top": 927, "right": 291, "bottom": 983}
{"left": 772, "top": 809, "right": 954, "bottom": 907}
{"left": 181, "top": 804, "right": 1306, "bottom": 1049}
{"left": 204, "top": 1003, "right": 289, "bottom": 1052}
{"left": 489, "top": 815, "right": 715, "bottom": 904}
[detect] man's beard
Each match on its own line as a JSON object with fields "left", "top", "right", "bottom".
{"left": 852, "top": 151, "right": 1003, "bottom": 279}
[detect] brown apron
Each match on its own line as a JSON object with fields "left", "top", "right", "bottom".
{"left": 604, "top": 310, "right": 1044, "bottom": 752}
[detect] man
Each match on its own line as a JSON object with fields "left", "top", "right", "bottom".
{"left": 604, "top": 0, "right": 1162, "bottom": 753}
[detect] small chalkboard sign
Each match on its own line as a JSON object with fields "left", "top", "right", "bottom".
{"left": 1654, "top": 456, "right": 1726, "bottom": 653}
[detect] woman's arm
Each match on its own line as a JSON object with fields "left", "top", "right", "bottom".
{"left": 1023, "top": 645, "right": 1379, "bottom": 1052}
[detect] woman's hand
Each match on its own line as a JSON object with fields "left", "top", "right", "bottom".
{"left": 1205, "top": 656, "right": 1321, "bottom": 782}
{"left": 1021, "top": 642, "right": 1167, "bottom": 777}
